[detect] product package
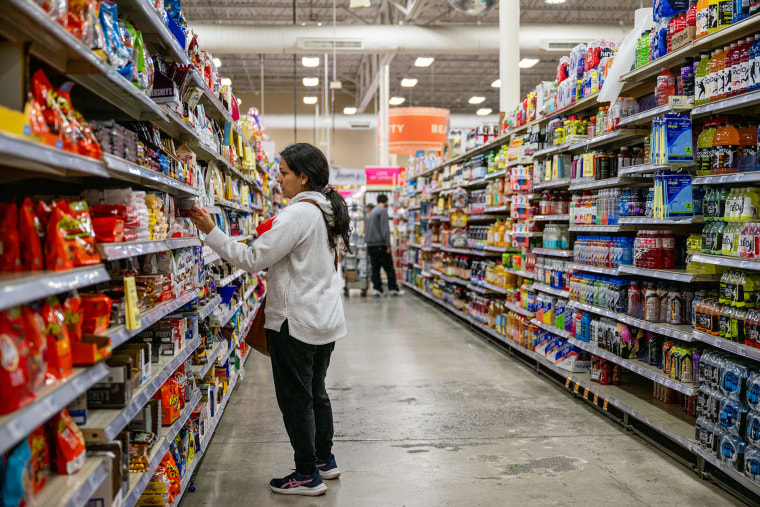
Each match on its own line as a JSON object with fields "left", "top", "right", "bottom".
{"left": 0, "top": 307, "right": 35, "bottom": 415}
{"left": 50, "top": 409, "right": 87, "bottom": 475}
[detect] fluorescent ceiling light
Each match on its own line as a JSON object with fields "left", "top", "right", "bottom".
{"left": 330, "top": 81, "right": 343, "bottom": 89}
{"left": 414, "top": 57, "right": 434, "bottom": 67}
{"left": 212, "top": 58, "right": 222, "bottom": 68}
{"left": 389, "top": 97, "right": 406, "bottom": 105}
{"left": 303, "top": 77, "right": 319, "bottom": 86}
{"left": 468, "top": 96, "right": 486, "bottom": 104}
{"left": 302, "top": 57, "right": 320, "bottom": 67}
{"left": 220, "top": 78, "right": 232, "bottom": 86}
{"left": 519, "top": 58, "right": 540, "bottom": 68}
{"left": 477, "top": 108, "right": 493, "bottom": 116}
{"left": 303, "top": 96, "right": 318, "bottom": 104}
{"left": 350, "top": 0, "right": 371, "bottom": 6}
{"left": 545, "top": 0, "right": 567, "bottom": 3}
{"left": 401, "top": 78, "right": 418, "bottom": 87}
{"left": 343, "top": 107, "right": 357, "bottom": 115}
{"left": 491, "top": 79, "right": 501, "bottom": 88}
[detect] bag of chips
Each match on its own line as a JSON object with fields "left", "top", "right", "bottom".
{"left": 19, "top": 197, "right": 44, "bottom": 271}
{"left": 41, "top": 296, "right": 74, "bottom": 381}
{"left": 28, "top": 425, "right": 50, "bottom": 493}
{"left": 50, "top": 408, "right": 86, "bottom": 474}
{"left": 23, "top": 305, "right": 47, "bottom": 391}
{"left": 0, "top": 307, "right": 35, "bottom": 415}
{"left": 0, "top": 203, "right": 21, "bottom": 272}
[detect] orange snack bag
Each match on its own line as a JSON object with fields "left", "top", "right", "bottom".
{"left": 28, "top": 426, "right": 50, "bottom": 493}
{"left": 63, "top": 294, "right": 83, "bottom": 344}
{"left": 0, "top": 202, "right": 21, "bottom": 272}
{"left": 23, "top": 305, "right": 47, "bottom": 391}
{"left": 19, "top": 197, "right": 44, "bottom": 271}
{"left": 46, "top": 202, "right": 76, "bottom": 271}
{"left": 41, "top": 296, "right": 74, "bottom": 381}
{"left": 50, "top": 409, "right": 86, "bottom": 475}
{"left": 0, "top": 307, "right": 35, "bottom": 415}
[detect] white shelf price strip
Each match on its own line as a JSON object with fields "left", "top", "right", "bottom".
{"left": 0, "top": 265, "right": 110, "bottom": 312}
{"left": 533, "top": 283, "right": 570, "bottom": 298}
{"left": 34, "top": 456, "right": 108, "bottom": 507}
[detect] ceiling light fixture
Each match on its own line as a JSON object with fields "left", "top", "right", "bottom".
{"left": 220, "top": 78, "right": 232, "bottom": 86}
{"left": 303, "top": 96, "right": 318, "bottom": 104}
{"left": 302, "top": 57, "right": 320, "bottom": 67}
{"left": 545, "top": 0, "right": 567, "bottom": 4}
{"left": 477, "top": 108, "right": 493, "bottom": 116}
{"left": 491, "top": 79, "right": 501, "bottom": 88}
{"left": 519, "top": 58, "right": 540, "bottom": 68}
{"left": 401, "top": 78, "right": 418, "bottom": 87}
{"left": 212, "top": 58, "right": 222, "bottom": 68}
{"left": 389, "top": 97, "right": 406, "bottom": 105}
{"left": 414, "top": 57, "right": 435, "bottom": 67}
{"left": 349, "top": 0, "right": 371, "bottom": 7}
{"left": 468, "top": 96, "right": 486, "bottom": 104}
{"left": 343, "top": 107, "right": 357, "bottom": 115}
{"left": 303, "top": 77, "right": 319, "bottom": 87}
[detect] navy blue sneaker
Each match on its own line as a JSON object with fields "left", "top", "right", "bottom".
{"left": 316, "top": 454, "right": 341, "bottom": 479}
{"left": 269, "top": 470, "right": 327, "bottom": 496}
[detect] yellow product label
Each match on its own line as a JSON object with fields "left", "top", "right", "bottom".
{"left": 241, "top": 185, "right": 250, "bottom": 205}
{"left": 582, "top": 153, "right": 595, "bottom": 178}
{"left": 124, "top": 276, "right": 142, "bottom": 330}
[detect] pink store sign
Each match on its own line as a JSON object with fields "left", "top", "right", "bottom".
{"left": 365, "top": 166, "right": 402, "bottom": 187}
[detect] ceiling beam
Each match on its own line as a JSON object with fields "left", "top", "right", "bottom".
{"left": 358, "top": 53, "right": 394, "bottom": 113}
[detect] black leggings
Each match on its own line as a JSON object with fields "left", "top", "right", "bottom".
{"left": 368, "top": 245, "right": 399, "bottom": 292}
{"left": 267, "top": 320, "right": 335, "bottom": 474}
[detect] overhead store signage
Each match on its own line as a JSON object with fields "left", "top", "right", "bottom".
{"left": 384, "top": 107, "right": 450, "bottom": 154}
{"left": 329, "top": 167, "right": 366, "bottom": 186}
{"left": 365, "top": 166, "right": 402, "bottom": 186}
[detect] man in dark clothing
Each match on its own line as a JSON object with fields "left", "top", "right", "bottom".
{"left": 365, "top": 195, "right": 403, "bottom": 297}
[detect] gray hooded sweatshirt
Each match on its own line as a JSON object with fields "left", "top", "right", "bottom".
{"left": 203, "top": 191, "right": 346, "bottom": 345}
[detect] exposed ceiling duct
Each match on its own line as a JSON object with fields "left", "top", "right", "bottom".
{"left": 190, "top": 23, "right": 630, "bottom": 55}
{"left": 260, "top": 113, "right": 499, "bottom": 130}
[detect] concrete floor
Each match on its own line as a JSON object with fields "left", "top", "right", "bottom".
{"left": 181, "top": 294, "right": 744, "bottom": 507}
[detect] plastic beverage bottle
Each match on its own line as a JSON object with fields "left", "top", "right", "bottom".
{"left": 662, "top": 230, "right": 676, "bottom": 269}
{"left": 713, "top": 122, "right": 739, "bottom": 173}
{"left": 718, "top": 47, "right": 731, "bottom": 100}
{"left": 708, "top": 0, "right": 720, "bottom": 34}
{"left": 751, "top": 35, "right": 760, "bottom": 92}
{"left": 717, "top": 0, "right": 732, "bottom": 30}
{"left": 739, "top": 38, "right": 753, "bottom": 96}
{"left": 695, "top": 52, "right": 711, "bottom": 104}
{"left": 738, "top": 124, "right": 758, "bottom": 172}
{"left": 708, "top": 49, "right": 723, "bottom": 101}
{"left": 728, "top": 42, "right": 741, "bottom": 97}
{"left": 656, "top": 68, "right": 677, "bottom": 106}
{"left": 696, "top": 0, "right": 711, "bottom": 38}
{"left": 697, "top": 119, "right": 718, "bottom": 175}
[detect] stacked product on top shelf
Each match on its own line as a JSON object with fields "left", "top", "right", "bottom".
{"left": 0, "top": 1, "right": 274, "bottom": 506}
{"left": 401, "top": 8, "right": 760, "bottom": 502}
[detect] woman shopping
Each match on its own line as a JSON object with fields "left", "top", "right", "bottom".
{"left": 188, "top": 143, "right": 350, "bottom": 496}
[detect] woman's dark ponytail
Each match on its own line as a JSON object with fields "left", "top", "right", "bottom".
{"left": 279, "top": 143, "right": 353, "bottom": 253}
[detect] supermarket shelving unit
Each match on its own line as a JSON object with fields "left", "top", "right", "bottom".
{"left": 0, "top": 1, "right": 272, "bottom": 505}
{"left": 400, "top": 12, "right": 760, "bottom": 504}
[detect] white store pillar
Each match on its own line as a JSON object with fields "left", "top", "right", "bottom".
{"left": 379, "top": 63, "right": 390, "bottom": 166}
{"left": 499, "top": 0, "right": 520, "bottom": 114}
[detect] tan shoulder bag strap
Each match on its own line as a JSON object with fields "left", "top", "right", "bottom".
{"left": 301, "top": 199, "right": 339, "bottom": 271}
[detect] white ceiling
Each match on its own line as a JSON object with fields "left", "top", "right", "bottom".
{"left": 184, "top": 0, "right": 653, "bottom": 113}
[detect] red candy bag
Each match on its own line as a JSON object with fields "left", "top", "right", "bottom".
{"left": 0, "top": 202, "right": 21, "bottom": 272}
{"left": 46, "top": 203, "right": 75, "bottom": 271}
{"left": 63, "top": 294, "right": 83, "bottom": 344}
{"left": 0, "top": 307, "right": 35, "bottom": 414}
{"left": 50, "top": 409, "right": 86, "bottom": 475}
{"left": 41, "top": 296, "right": 73, "bottom": 381}
{"left": 28, "top": 426, "right": 50, "bottom": 493}
{"left": 19, "top": 197, "right": 44, "bottom": 271}
{"left": 23, "top": 305, "right": 47, "bottom": 391}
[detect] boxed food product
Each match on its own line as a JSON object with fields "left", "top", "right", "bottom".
{"left": 87, "top": 356, "right": 135, "bottom": 408}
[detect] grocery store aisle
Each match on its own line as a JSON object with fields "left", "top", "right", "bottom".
{"left": 181, "top": 295, "right": 740, "bottom": 507}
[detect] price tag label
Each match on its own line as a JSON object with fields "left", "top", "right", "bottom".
{"left": 566, "top": 377, "right": 572, "bottom": 388}
{"left": 603, "top": 399, "right": 609, "bottom": 411}
{"left": 241, "top": 185, "right": 250, "bottom": 205}
{"left": 583, "top": 388, "right": 589, "bottom": 400}
{"left": 593, "top": 393, "right": 599, "bottom": 405}
{"left": 668, "top": 95, "right": 688, "bottom": 107}
{"left": 573, "top": 383, "right": 580, "bottom": 394}
{"left": 124, "top": 276, "right": 142, "bottom": 330}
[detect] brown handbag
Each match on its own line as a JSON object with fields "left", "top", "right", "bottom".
{"left": 245, "top": 199, "right": 338, "bottom": 356}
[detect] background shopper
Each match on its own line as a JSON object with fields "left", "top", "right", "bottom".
{"left": 189, "top": 143, "right": 349, "bottom": 497}
{"left": 365, "top": 194, "right": 402, "bottom": 297}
